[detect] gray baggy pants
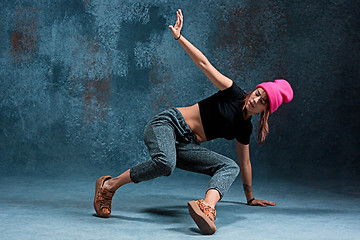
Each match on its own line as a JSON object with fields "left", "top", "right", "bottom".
{"left": 130, "top": 108, "right": 239, "bottom": 199}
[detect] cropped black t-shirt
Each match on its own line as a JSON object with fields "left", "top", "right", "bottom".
{"left": 198, "top": 82, "right": 253, "bottom": 145}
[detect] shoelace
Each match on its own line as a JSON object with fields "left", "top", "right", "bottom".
{"left": 100, "top": 189, "right": 114, "bottom": 209}
{"left": 197, "top": 199, "right": 216, "bottom": 221}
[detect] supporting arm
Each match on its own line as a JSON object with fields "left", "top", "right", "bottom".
{"left": 235, "top": 140, "right": 276, "bottom": 207}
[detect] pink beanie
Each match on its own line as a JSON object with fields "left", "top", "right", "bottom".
{"left": 256, "top": 79, "right": 293, "bottom": 113}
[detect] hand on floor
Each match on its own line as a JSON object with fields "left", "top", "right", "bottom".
{"left": 248, "top": 199, "right": 276, "bottom": 207}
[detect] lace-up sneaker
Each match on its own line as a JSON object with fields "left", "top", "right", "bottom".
{"left": 188, "top": 199, "right": 217, "bottom": 235}
{"left": 94, "top": 176, "right": 115, "bottom": 218}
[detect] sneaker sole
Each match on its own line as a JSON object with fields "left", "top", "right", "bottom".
{"left": 187, "top": 201, "right": 216, "bottom": 235}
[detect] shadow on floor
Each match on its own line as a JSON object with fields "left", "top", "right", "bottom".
{"left": 92, "top": 213, "right": 154, "bottom": 223}
{"left": 167, "top": 227, "right": 202, "bottom": 235}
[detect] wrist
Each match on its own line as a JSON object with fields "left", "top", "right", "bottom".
{"left": 247, "top": 198, "right": 255, "bottom": 205}
{"left": 174, "top": 34, "right": 181, "bottom": 40}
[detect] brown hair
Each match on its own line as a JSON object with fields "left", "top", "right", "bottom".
{"left": 241, "top": 89, "right": 270, "bottom": 146}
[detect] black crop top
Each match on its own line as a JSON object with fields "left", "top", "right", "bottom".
{"left": 198, "top": 82, "right": 253, "bottom": 145}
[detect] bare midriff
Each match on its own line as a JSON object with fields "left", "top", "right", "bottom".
{"left": 177, "top": 103, "right": 207, "bottom": 143}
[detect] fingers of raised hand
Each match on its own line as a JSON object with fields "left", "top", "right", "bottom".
{"left": 174, "top": 10, "right": 183, "bottom": 29}
{"left": 176, "top": 9, "right": 183, "bottom": 22}
{"left": 177, "top": 9, "right": 183, "bottom": 18}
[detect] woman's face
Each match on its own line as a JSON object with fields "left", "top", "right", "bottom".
{"left": 246, "top": 87, "right": 269, "bottom": 114}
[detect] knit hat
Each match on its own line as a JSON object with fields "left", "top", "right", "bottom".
{"left": 256, "top": 79, "right": 293, "bottom": 113}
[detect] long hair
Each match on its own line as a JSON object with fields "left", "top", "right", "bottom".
{"left": 241, "top": 89, "right": 270, "bottom": 146}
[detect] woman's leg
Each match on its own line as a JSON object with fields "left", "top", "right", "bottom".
{"left": 203, "top": 189, "right": 221, "bottom": 209}
{"left": 105, "top": 112, "right": 179, "bottom": 191}
{"left": 102, "top": 169, "right": 132, "bottom": 192}
{"left": 176, "top": 142, "right": 239, "bottom": 235}
{"left": 176, "top": 142, "right": 240, "bottom": 206}
{"left": 129, "top": 119, "right": 177, "bottom": 183}
{"left": 94, "top": 112, "right": 179, "bottom": 217}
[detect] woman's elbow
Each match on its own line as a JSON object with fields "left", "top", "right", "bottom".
{"left": 198, "top": 59, "right": 210, "bottom": 69}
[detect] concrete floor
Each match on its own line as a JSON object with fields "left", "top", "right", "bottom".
{"left": 1, "top": 170, "right": 359, "bottom": 240}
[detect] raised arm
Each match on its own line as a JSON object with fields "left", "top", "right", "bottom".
{"left": 235, "top": 140, "right": 276, "bottom": 206}
{"left": 169, "top": 9, "right": 233, "bottom": 91}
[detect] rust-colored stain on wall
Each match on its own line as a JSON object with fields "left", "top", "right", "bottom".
{"left": 215, "top": 2, "right": 288, "bottom": 78}
{"left": 10, "top": 6, "right": 39, "bottom": 63}
{"left": 82, "top": 75, "right": 111, "bottom": 123}
{"left": 69, "top": 37, "right": 112, "bottom": 124}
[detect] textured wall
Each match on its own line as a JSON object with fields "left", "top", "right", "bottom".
{"left": 0, "top": 0, "right": 359, "bottom": 180}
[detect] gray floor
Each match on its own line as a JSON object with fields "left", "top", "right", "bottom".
{"left": 1, "top": 170, "right": 359, "bottom": 240}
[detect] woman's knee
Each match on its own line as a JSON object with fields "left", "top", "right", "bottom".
{"left": 225, "top": 160, "right": 240, "bottom": 177}
{"left": 232, "top": 163, "right": 240, "bottom": 176}
{"left": 153, "top": 156, "right": 176, "bottom": 177}
{"left": 143, "top": 122, "right": 155, "bottom": 144}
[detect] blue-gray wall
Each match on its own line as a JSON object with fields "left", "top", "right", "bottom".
{"left": 1, "top": 0, "right": 359, "bottom": 180}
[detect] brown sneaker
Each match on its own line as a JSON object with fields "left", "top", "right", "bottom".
{"left": 94, "top": 176, "right": 115, "bottom": 218}
{"left": 187, "top": 199, "right": 217, "bottom": 235}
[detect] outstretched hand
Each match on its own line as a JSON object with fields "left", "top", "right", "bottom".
{"left": 169, "top": 9, "right": 183, "bottom": 39}
{"left": 248, "top": 199, "right": 276, "bottom": 207}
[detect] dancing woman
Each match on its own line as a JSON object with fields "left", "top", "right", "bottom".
{"left": 94, "top": 9, "right": 293, "bottom": 235}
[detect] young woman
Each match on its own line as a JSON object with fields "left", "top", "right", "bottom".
{"left": 94, "top": 9, "right": 293, "bottom": 235}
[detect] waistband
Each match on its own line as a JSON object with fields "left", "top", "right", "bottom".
{"left": 152, "top": 107, "right": 200, "bottom": 145}
{"left": 173, "top": 108, "right": 200, "bottom": 145}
